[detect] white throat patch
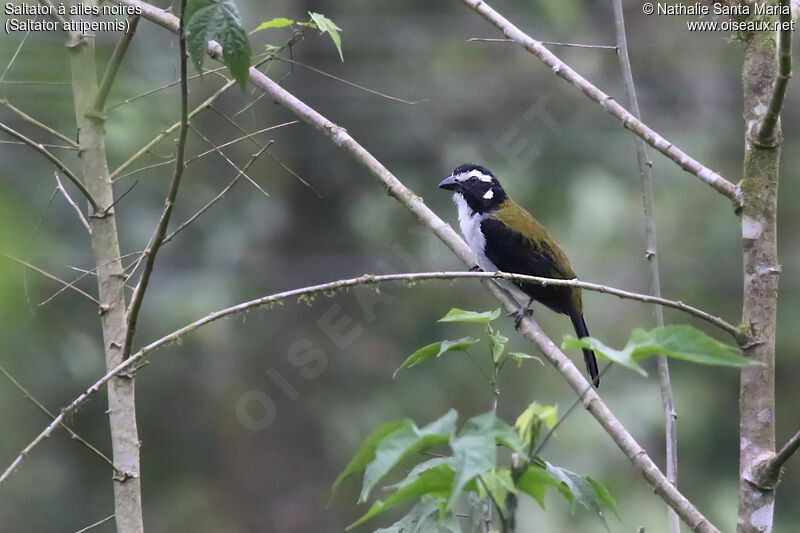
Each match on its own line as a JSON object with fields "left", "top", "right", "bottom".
{"left": 452, "top": 193, "right": 497, "bottom": 272}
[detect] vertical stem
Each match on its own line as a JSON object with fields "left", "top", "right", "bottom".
{"left": 612, "top": 4, "right": 679, "bottom": 532}
{"left": 738, "top": 19, "right": 782, "bottom": 533}
{"left": 67, "top": 19, "right": 143, "bottom": 533}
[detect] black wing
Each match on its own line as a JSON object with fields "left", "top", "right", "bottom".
{"left": 480, "top": 217, "right": 577, "bottom": 315}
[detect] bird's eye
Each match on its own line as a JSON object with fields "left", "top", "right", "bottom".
{"left": 468, "top": 176, "right": 479, "bottom": 184}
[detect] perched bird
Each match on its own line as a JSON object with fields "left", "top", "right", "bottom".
{"left": 439, "top": 163, "right": 599, "bottom": 387}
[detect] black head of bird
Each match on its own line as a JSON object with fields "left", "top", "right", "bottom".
{"left": 439, "top": 163, "right": 600, "bottom": 387}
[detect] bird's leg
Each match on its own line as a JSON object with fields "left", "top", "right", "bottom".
{"left": 509, "top": 297, "right": 534, "bottom": 330}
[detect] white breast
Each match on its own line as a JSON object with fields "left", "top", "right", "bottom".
{"left": 453, "top": 193, "right": 498, "bottom": 272}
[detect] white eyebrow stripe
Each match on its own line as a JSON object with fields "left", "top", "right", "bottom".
{"left": 467, "top": 169, "right": 493, "bottom": 182}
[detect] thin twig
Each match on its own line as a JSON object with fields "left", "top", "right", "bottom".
{"left": 184, "top": 121, "right": 298, "bottom": 163}
{"left": 102, "top": 4, "right": 726, "bottom": 530}
{"left": 55, "top": 173, "right": 91, "bottom": 234}
{"left": 612, "top": 3, "right": 679, "bottom": 533}
{"left": 0, "top": 121, "right": 98, "bottom": 211}
{"left": 0, "top": 140, "right": 77, "bottom": 150}
{"left": 163, "top": 144, "right": 271, "bottom": 244}
{"left": 38, "top": 251, "right": 143, "bottom": 307}
{"left": 3, "top": 253, "right": 99, "bottom": 304}
{"left": 0, "top": 18, "right": 34, "bottom": 84}
{"left": 0, "top": 268, "right": 742, "bottom": 488}
{"left": 94, "top": 15, "right": 141, "bottom": 112}
{"left": 275, "top": 58, "right": 429, "bottom": 104}
{"left": 0, "top": 364, "right": 115, "bottom": 470}
{"left": 205, "top": 109, "right": 319, "bottom": 196}
{"left": 468, "top": 37, "right": 617, "bottom": 50}
{"left": 74, "top": 514, "right": 115, "bottom": 533}
{"left": 757, "top": 429, "right": 800, "bottom": 487}
{"left": 122, "top": 3, "right": 190, "bottom": 359}
{"left": 0, "top": 99, "right": 79, "bottom": 147}
{"left": 189, "top": 125, "right": 269, "bottom": 197}
{"left": 459, "top": 0, "right": 740, "bottom": 207}
{"left": 109, "top": 78, "right": 237, "bottom": 181}
{"left": 756, "top": 0, "right": 792, "bottom": 146}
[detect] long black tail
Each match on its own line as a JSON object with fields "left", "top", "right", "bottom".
{"left": 570, "top": 313, "right": 600, "bottom": 388}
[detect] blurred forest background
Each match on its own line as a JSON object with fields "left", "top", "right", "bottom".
{"left": 1, "top": 0, "right": 799, "bottom": 531}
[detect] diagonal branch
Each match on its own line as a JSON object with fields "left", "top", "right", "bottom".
{"left": 755, "top": 429, "right": 800, "bottom": 489}
{"left": 459, "top": 0, "right": 740, "bottom": 207}
{"left": 3, "top": 253, "right": 99, "bottom": 304}
{"left": 756, "top": 0, "right": 792, "bottom": 146}
{"left": 122, "top": 4, "right": 190, "bottom": 360}
{"left": 0, "top": 99, "right": 79, "bottom": 147}
{"left": 0, "top": 270, "right": 730, "bottom": 533}
{"left": 94, "top": 15, "right": 140, "bottom": 113}
{"left": 107, "top": 3, "right": 724, "bottom": 530}
{"left": 612, "top": 3, "right": 679, "bottom": 533}
{"left": 0, "top": 364, "right": 116, "bottom": 472}
{"left": 0, "top": 121, "right": 98, "bottom": 211}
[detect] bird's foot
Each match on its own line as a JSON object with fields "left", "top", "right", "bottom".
{"left": 509, "top": 306, "right": 533, "bottom": 330}
{"left": 469, "top": 265, "right": 483, "bottom": 272}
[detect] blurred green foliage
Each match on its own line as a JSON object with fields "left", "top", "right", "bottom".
{"left": 1, "top": 0, "right": 799, "bottom": 532}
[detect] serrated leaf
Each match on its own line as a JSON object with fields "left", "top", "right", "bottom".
{"left": 515, "top": 465, "right": 560, "bottom": 508}
{"left": 563, "top": 325, "right": 755, "bottom": 377}
{"left": 588, "top": 477, "right": 619, "bottom": 519}
{"left": 509, "top": 352, "right": 545, "bottom": 367}
{"left": 448, "top": 434, "right": 496, "bottom": 509}
{"left": 438, "top": 308, "right": 501, "bottom": 324}
{"left": 477, "top": 468, "right": 516, "bottom": 505}
{"left": 515, "top": 402, "right": 557, "bottom": 450}
{"left": 545, "top": 462, "right": 611, "bottom": 530}
{"left": 460, "top": 411, "right": 524, "bottom": 454}
{"left": 488, "top": 327, "right": 508, "bottom": 363}
{"left": 185, "top": 0, "right": 252, "bottom": 88}
{"left": 331, "top": 419, "right": 412, "bottom": 496}
{"left": 309, "top": 12, "right": 344, "bottom": 61}
{"left": 394, "top": 337, "right": 479, "bottom": 377}
{"left": 252, "top": 17, "right": 294, "bottom": 32}
{"left": 373, "top": 497, "right": 450, "bottom": 533}
{"left": 349, "top": 465, "right": 455, "bottom": 529}
{"left": 360, "top": 410, "right": 458, "bottom": 502}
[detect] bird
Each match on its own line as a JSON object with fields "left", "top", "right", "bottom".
{"left": 439, "top": 163, "right": 600, "bottom": 387}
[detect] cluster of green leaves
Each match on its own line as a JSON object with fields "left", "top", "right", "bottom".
{"left": 334, "top": 308, "right": 752, "bottom": 531}
{"left": 183, "top": 1, "right": 344, "bottom": 89}
{"left": 184, "top": 0, "right": 252, "bottom": 88}
{"left": 563, "top": 325, "right": 756, "bottom": 376}
{"left": 253, "top": 13, "right": 344, "bottom": 61}
{"left": 332, "top": 406, "right": 617, "bottom": 532}
{"left": 394, "top": 308, "right": 541, "bottom": 378}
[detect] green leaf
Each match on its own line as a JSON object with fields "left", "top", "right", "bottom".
{"left": 349, "top": 464, "right": 455, "bottom": 529}
{"left": 373, "top": 497, "right": 454, "bottom": 533}
{"left": 515, "top": 403, "right": 557, "bottom": 450}
{"left": 252, "top": 17, "right": 294, "bottom": 32}
{"left": 509, "top": 352, "right": 545, "bottom": 367}
{"left": 184, "top": 0, "right": 252, "bottom": 88}
{"left": 331, "top": 419, "right": 412, "bottom": 496}
{"left": 309, "top": 12, "right": 344, "bottom": 61}
{"left": 545, "top": 462, "right": 613, "bottom": 530}
{"left": 588, "top": 477, "right": 620, "bottom": 519}
{"left": 448, "top": 434, "right": 496, "bottom": 509}
{"left": 460, "top": 411, "right": 525, "bottom": 454}
{"left": 563, "top": 325, "right": 755, "bottom": 377}
{"left": 438, "top": 308, "right": 501, "bottom": 324}
{"left": 488, "top": 326, "right": 508, "bottom": 363}
{"left": 516, "top": 465, "right": 560, "bottom": 508}
{"left": 360, "top": 410, "right": 458, "bottom": 502}
{"left": 394, "top": 337, "right": 479, "bottom": 377}
{"left": 478, "top": 468, "right": 517, "bottom": 506}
